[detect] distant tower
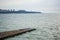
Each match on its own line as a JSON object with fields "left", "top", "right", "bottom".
{"left": 11, "top": 9, "right": 12, "bottom": 12}
{"left": 13, "top": 9, "right": 15, "bottom": 11}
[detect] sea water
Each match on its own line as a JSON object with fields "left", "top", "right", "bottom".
{"left": 0, "top": 13, "right": 60, "bottom": 40}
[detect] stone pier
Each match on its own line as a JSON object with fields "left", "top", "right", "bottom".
{"left": 0, "top": 28, "right": 36, "bottom": 40}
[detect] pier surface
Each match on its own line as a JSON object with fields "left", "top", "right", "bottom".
{"left": 0, "top": 28, "right": 36, "bottom": 39}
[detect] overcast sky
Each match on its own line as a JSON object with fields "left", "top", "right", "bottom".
{"left": 0, "top": 0, "right": 60, "bottom": 13}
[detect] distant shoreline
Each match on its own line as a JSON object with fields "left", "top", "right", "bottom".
{"left": 0, "top": 9, "right": 41, "bottom": 14}
{"left": 0, "top": 12, "right": 41, "bottom": 14}
{"left": 0, "top": 12, "right": 41, "bottom": 13}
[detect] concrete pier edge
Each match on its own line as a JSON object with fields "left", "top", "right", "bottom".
{"left": 0, "top": 28, "right": 36, "bottom": 40}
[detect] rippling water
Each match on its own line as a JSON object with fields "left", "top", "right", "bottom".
{"left": 0, "top": 13, "right": 60, "bottom": 40}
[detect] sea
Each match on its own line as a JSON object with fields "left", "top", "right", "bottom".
{"left": 0, "top": 13, "right": 60, "bottom": 40}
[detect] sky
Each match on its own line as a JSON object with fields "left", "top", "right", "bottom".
{"left": 0, "top": 0, "right": 60, "bottom": 13}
